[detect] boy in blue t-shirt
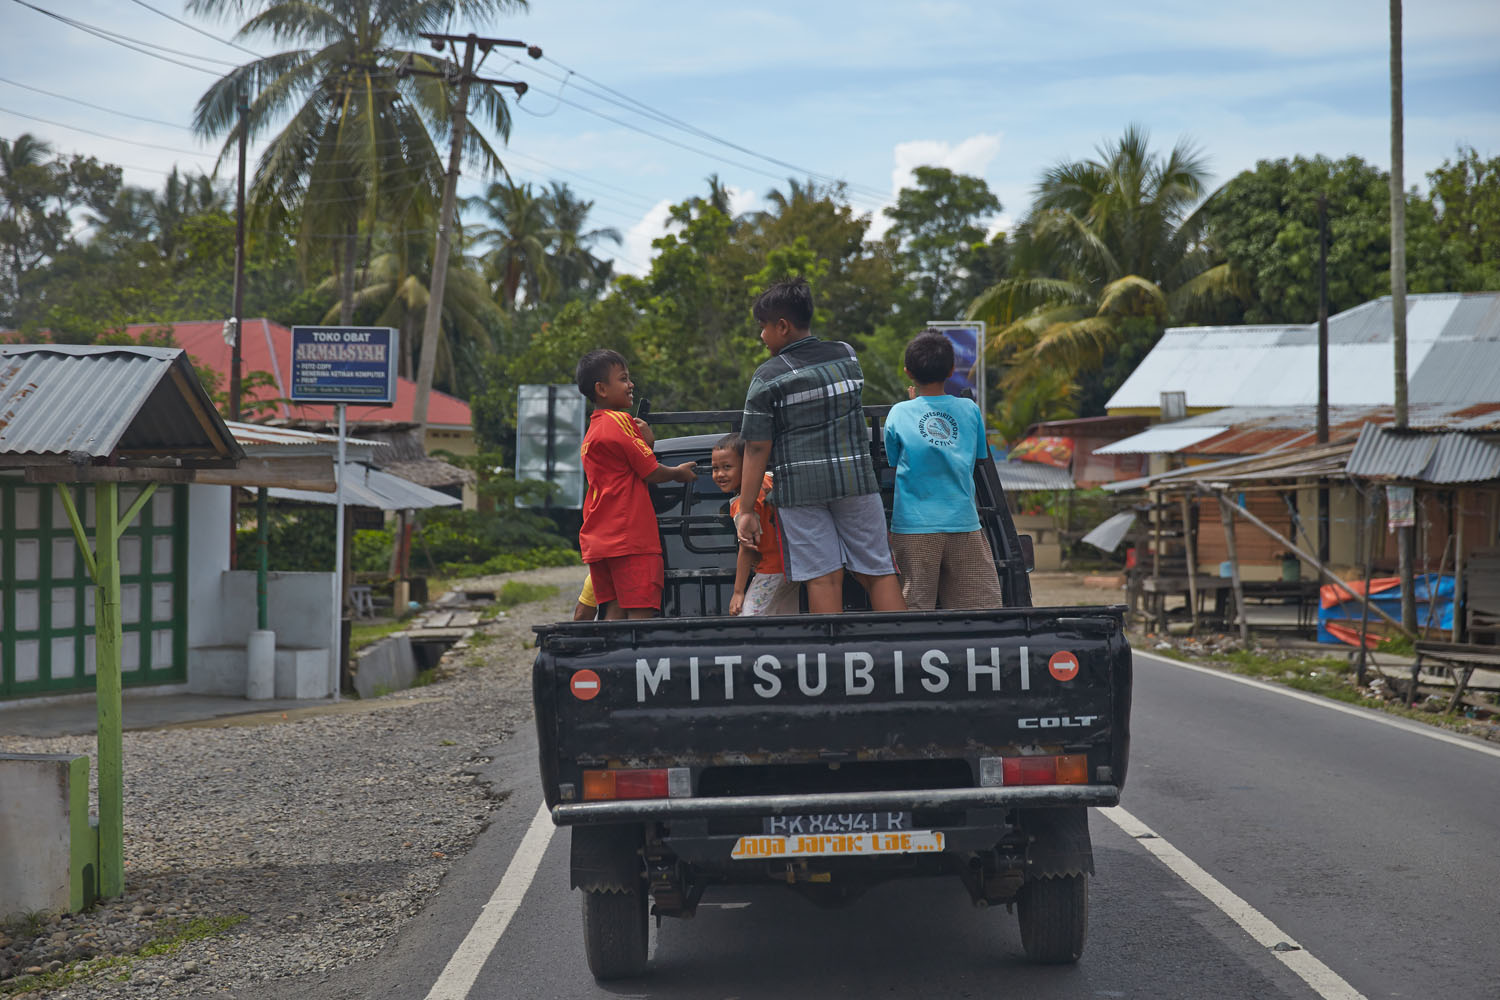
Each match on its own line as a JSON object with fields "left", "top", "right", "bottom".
{"left": 883, "top": 330, "right": 1004, "bottom": 610}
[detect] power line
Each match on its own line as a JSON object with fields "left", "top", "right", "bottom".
{"left": 0, "top": 75, "right": 195, "bottom": 132}
{"left": 9, "top": 0, "right": 233, "bottom": 75}
{"left": 533, "top": 55, "right": 892, "bottom": 205}
{"left": 0, "top": 106, "right": 219, "bottom": 158}
{"left": 124, "top": 0, "right": 265, "bottom": 59}
{"left": 510, "top": 72, "right": 889, "bottom": 211}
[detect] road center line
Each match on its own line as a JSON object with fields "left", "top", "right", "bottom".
{"left": 1134, "top": 650, "right": 1500, "bottom": 761}
{"left": 424, "top": 803, "right": 555, "bottom": 1000}
{"left": 1099, "top": 805, "right": 1366, "bottom": 1000}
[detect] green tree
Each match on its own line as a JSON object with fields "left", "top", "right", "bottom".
{"left": 467, "top": 179, "right": 557, "bottom": 309}
{"left": 969, "top": 125, "right": 1233, "bottom": 418}
{"left": 1426, "top": 146, "right": 1500, "bottom": 291}
{"left": 1202, "top": 154, "right": 1460, "bottom": 324}
{"left": 883, "top": 165, "right": 1003, "bottom": 318}
{"left": 0, "top": 135, "right": 121, "bottom": 327}
{"left": 188, "top": 0, "right": 526, "bottom": 322}
{"left": 541, "top": 181, "right": 620, "bottom": 302}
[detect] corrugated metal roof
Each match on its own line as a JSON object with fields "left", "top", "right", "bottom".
{"left": 1106, "top": 292, "right": 1500, "bottom": 410}
{"left": 226, "top": 420, "right": 380, "bottom": 459}
{"left": 1093, "top": 424, "right": 1228, "bottom": 455}
{"left": 0, "top": 345, "right": 240, "bottom": 461}
{"left": 266, "top": 462, "right": 461, "bottom": 510}
{"left": 994, "top": 461, "right": 1076, "bottom": 491}
{"left": 1345, "top": 424, "right": 1500, "bottom": 484}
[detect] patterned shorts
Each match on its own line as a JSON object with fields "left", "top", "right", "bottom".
{"left": 740, "top": 572, "right": 802, "bottom": 616}
{"left": 889, "top": 529, "right": 1004, "bottom": 611}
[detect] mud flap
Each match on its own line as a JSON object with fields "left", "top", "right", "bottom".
{"left": 571, "top": 824, "right": 644, "bottom": 893}
{"left": 1020, "top": 806, "right": 1094, "bottom": 879}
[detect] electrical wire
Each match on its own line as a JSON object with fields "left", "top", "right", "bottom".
{"left": 124, "top": 0, "right": 265, "bottom": 59}
{"left": 0, "top": 76, "right": 198, "bottom": 132}
{"left": 0, "top": 106, "right": 219, "bottom": 158}
{"left": 534, "top": 54, "right": 892, "bottom": 205}
{"left": 9, "top": 0, "right": 239, "bottom": 74}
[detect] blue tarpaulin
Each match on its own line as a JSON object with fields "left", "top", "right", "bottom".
{"left": 1317, "top": 574, "right": 1454, "bottom": 645}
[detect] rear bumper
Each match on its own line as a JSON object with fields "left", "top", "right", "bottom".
{"left": 550, "top": 784, "right": 1120, "bottom": 825}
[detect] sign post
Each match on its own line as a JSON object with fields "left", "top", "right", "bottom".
{"left": 289, "top": 326, "right": 398, "bottom": 700}
{"left": 925, "top": 321, "right": 987, "bottom": 415}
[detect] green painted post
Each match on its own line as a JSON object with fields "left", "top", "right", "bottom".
{"left": 94, "top": 483, "right": 125, "bottom": 899}
{"left": 257, "top": 486, "right": 269, "bottom": 630}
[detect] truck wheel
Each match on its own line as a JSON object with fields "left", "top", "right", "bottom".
{"left": 1017, "top": 873, "right": 1087, "bottom": 964}
{"left": 581, "top": 884, "right": 648, "bottom": 980}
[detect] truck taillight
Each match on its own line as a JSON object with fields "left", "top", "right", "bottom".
{"left": 582, "top": 768, "right": 691, "bottom": 801}
{"left": 993, "top": 754, "right": 1089, "bottom": 786}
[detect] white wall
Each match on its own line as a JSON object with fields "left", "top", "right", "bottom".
{"left": 186, "top": 485, "right": 231, "bottom": 649}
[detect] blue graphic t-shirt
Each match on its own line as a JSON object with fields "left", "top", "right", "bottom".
{"left": 883, "top": 394, "right": 987, "bottom": 534}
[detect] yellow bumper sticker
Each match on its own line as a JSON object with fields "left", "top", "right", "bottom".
{"left": 731, "top": 830, "right": 945, "bottom": 860}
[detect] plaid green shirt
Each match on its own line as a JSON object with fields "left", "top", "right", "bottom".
{"left": 740, "top": 335, "right": 879, "bottom": 507}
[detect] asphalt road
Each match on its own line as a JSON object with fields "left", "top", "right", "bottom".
{"left": 239, "top": 650, "right": 1500, "bottom": 1000}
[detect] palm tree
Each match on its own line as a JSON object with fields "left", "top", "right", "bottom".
{"left": 313, "top": 227, "right": 499, "bottom": 383}
{"left": 466, "top": 179, "right": 556, "bottom": 309}
{"left": 0, "top": 134, "right": 62, "bottom": 307}
{"left": 541, "top": 181, "right": 620, "bottom": 301}
{"left": 968, "top": 125, "right": 1240, "bottom": 393}
{"left": 188, "top": 0, "right": 526, "bottom": 323}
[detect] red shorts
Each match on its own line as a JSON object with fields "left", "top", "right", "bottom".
{"left": 587, "top": 552, "right": 664, "bottom": 610}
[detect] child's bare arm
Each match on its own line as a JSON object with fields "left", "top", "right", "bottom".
{"left": 735, "top": 440, "right": 772, "bottom": 545}
{"left": 730, "top": 542, "right": 757, "bottom": 615}
{"left": 645, "top": 461, "right": 697, "bottom": 484}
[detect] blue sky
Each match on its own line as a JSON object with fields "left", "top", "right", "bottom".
{"left": 3, "top": 0, "right": 1497, "bottom": 275}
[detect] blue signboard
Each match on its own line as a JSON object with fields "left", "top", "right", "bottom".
{"left": 289, "top": 326, "right": 398, "bottom": 404}
{"left": 926, "top": 321, "right": 986, "bottom": 413}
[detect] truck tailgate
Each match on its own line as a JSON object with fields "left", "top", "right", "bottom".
{"left": 534, "top": 606, "right": 1130, "bottom": 808}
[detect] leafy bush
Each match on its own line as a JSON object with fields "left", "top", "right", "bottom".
{"left": 354, "top": 528, "right": 393, "bottom": 574}
{"left": 235, "top": 507, "right": 335, "bottom": 571}
{"left": 435, "top": 546, "right": 580, "bottom": 579}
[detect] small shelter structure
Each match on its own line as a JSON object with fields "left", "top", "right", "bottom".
{"left": 0, "top": 345, "right": 244, "bottom": 901}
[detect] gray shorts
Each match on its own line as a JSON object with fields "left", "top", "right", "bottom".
{"left": 777, "top": 493, "right": 898, "bottom": 582}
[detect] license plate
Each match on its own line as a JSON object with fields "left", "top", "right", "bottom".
{"left": 731, "top": 830, "right": 944, "bottom": 860}
{"left": 762, "top": 812, "right": 911, "bottom": 835}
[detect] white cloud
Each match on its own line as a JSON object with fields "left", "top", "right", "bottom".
{"left": 863, "top": 131, "right": 1005, "bottom": 240}
{"left": 614, "top": 198, "right": 674, "bottom": 277}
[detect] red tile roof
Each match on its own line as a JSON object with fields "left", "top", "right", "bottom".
{"left": 122, "top": 319, "right": 473, "bottom": 429}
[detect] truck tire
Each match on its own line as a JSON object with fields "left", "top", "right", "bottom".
{"left": 581, "top": 885, "right": 648, "bottom": 980}
{"left": 1017, "top": 873, "right": 1087, "bottom": 964}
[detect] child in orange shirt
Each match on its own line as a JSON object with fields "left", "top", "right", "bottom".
{"left": 576, "top": 349, "right": 697, "bottom": 619}
{"left": 711, "top": 433, "right": 800, "bottom": 616}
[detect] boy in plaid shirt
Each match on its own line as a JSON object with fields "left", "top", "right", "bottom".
{"left": 734, "top": 278, "right": 905, "bottom": 614}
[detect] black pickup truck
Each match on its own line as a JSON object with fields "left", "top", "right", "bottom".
{"left": 532, "top": 406, "right": 1132, "bottom": 979}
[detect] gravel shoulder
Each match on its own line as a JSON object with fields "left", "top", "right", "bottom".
{"left": 0, "top": 564, "right": 588, "bottom": 998}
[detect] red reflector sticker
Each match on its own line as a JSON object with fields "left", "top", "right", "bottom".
{"left": 1048, "top": 651, "right": 1080, "bottom": 682}
{"left": 570, "top": 669, "right": 601, "bottom": 701}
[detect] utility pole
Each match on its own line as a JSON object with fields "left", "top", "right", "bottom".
{"left": 1317, "top": 193, "right": 1330, "bottom": 567}
{"left": 1390, "top": 0, "right": 1416, "bottom": 630}
{"left": 230, "top": 91, "right": 249, "bottom": 422}
{"left": 407, "top": 33, "right": 538, "bottom": 433}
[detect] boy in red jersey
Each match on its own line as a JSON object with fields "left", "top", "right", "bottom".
{"left": 575, "top": 349, "right": 697, "bottom": 619}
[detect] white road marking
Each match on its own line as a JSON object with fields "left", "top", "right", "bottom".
{"left": 1100, "top": 806, "right": 1366, "bottom": 1000}
{"left": 424, "top": 803, "right": 555, "bottom": 1000}
{"left": 1134, "top": 649, "right": 1500, "bottom": 761}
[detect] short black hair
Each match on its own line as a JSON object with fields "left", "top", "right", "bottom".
{"left": 575, "top": 348, "right": 627, "bottom": 401}
{"left": 752, "top": 277, "right": 814, "bottom": 330}
{"left": 905, "top": 330, "right": 956, "bottom": 385}
{"left": 713, "top": 432, "right": 745, "bottom": 456}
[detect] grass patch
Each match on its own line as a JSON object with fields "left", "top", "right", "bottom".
{"left": 0, "top": 913, "right": 246, "bottom": 996}
{"left": 495, "top": 581, "right": 559, "bottom": 609}
{"left": 350, "top": 619, "right": 408, "bottom": 653}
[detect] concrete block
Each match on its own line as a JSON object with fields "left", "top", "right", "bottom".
{"left": 187, "top": 646, "right": 247, "bottom": 696}
{"left": 1032, "top": 541, "right": 1063, "bottom": 572}
{"left": 352, "top": 634, "right": 416, "bottom": 700}
{"left": 0, "top": 754, "right": 95, "bottom": 918}
{"left": 246, "top": 630, "right": 276, "bottom": 700}
{"left": 275, "top": 648, "right": 331, "bottom": 700}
